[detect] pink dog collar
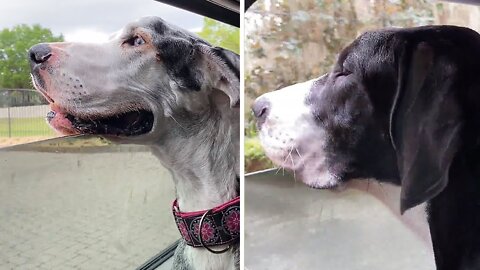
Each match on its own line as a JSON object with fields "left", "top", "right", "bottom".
{"left": 172, "top": 197, "right": 240, "bottom": 252}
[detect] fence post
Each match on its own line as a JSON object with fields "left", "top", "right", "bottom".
{"left": 7, "top": 103, "right": 11, "bottom": 138}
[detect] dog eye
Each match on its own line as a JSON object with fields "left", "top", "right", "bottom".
{"left": 133, "top": 36, "right": 145, "bottom": 46}
{"left": 334, "top": 68, "right": 351, "bottom": 78}
{"left": 342, "top": 64, "right": 352, "bottom": 75}
{"left": 333, "top": 62, "right": 352, "bottom": 78}
{"left": 342, "top": 69, "right": 351, "bottom": 76}
{"left": 125, "top": 35, "right": 145, "bottom": 47}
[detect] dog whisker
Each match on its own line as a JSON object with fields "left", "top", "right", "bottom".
{"left": 72, "top": 99, "right": 78, "bottom": 111}
{"left": 377, "top": 181, "right": 388, "bottom": 200}
{"left": 281, "top": 148, "right": 293, "bottom": 164}
{"left": 170, "top": 115, "right": 186, "bottom": 130}
{"left": 275, "top": 147, "right": 295, "bottom": 176}
{"left": 294, "top": 147, "right": 305, "bottom": 167}
{"left": 287, "top": 146, "right": 296, "bottom": 180}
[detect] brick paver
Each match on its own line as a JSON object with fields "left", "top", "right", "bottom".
{"left": 0, "top": 149, "right": 180, "bottom": 269}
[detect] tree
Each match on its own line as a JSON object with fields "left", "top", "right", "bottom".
{"left": 197, "top": 18, "right": 240, "bottom": 54}
{"left": 0, "top": 24, "right": 63, "bottom": 89}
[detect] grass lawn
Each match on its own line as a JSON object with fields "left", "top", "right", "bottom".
{"left": 0, "top": 117, "right": 56, "bottom": 137}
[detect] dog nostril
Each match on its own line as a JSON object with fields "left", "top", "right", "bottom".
{"left": 259, "top": 107, "right": 267, "bottom": 118}
{"left": 252, "top": 97, "right": 271, "bottom": 121}
{"left": 29, "top": 52, "right": 36, "bottom": 62}
{"left": 28, "top": 44, "right": 52, "bottom": 65}
{"left": 30, "top": 51, "right": 51, "bottom": 64}
{"left": 41, "top": 53, "right": 51, "bottom": 62}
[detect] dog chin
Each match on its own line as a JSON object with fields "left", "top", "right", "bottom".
{"left": 262, "top": 146, "right": 339, "bottom": 189}
{"left": 300, "top": 169, "right": 340, "bottom": 189}
{"left": 261, "top": 144, "right": 299, "bottom": 169}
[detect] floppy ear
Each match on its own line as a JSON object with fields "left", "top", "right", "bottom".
{"left": 196, "top": 45, "right": 240, "bottom": 108}
{"left": 389, "top": 42, "right": 463, "bottom": 214}
{"left": 155, "top": 38, "right": 239, "bottom": 108}
{"left": 156, "top": 37, "right": 203, "bottom": 91}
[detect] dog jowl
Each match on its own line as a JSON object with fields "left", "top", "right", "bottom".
{"left": 253, "top": 25, "right": 480, "bottom": 270}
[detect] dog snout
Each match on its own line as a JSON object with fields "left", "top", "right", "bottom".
{"left": 28, "top": 43, "right": 52, "bottom": 67}
{"left": 252, "top": 96, "right": 270, "bottom": 128}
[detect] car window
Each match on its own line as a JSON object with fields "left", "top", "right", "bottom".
{"left": 0, "top": 1, "right": 238, "bottom": 269}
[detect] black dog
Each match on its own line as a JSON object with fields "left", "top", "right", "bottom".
{"left": 253, "top": 25, "right": 480, "bottom": 270}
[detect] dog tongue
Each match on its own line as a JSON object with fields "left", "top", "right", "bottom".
{"left": 47, "top": 105, "right": 79, "bottom": 135}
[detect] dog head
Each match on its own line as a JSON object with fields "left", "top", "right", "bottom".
{"left": 254, "top": 25, "right": 480, "bottom": 213}
{"left": 29, "top": 16, "right": 239, "bottom": 143}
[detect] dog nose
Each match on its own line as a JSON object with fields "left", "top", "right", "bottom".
{"left": 252, "top": 97, "right": 270, "bottom": 127}
{"left": 28, "top": 44, "right": 52, "bottom": 66}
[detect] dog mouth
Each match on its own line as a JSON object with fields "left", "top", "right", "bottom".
{"left": 260, "top": 134, "right": 343, "bottom": 188}
{"left": 47, "top": 106, "right": 154, "bottom": 137}
{"left": 31, "top": 74, "right": 154, "bottom": 137}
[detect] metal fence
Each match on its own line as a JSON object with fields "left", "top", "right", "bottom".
{"left": 0, "top": 89, "right": 55, "bottom": 139}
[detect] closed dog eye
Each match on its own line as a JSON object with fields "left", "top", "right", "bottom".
{"left": 332, "top": 62, "right": 352, "bottom": 78}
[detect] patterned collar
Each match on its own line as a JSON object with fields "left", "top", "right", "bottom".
{"left": 172, "top": 196, "right": 240, "bottom": 253}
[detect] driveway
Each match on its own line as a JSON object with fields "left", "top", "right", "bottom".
{"left": 0, "top": 146, "right": 178, "bottom": 270}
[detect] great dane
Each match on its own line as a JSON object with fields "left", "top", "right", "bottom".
{"left": 254, "top": 25, "right": 480, "bottom": 270}
{"left": 29, "top": 17, "right": 240, "bottom": 270}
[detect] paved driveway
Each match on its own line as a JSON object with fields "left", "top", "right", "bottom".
{"left": 0, "top": 146, "right": 178, "bottom": 270}
{"left": 245, "top": 170, "right": 436, "bottom": 270}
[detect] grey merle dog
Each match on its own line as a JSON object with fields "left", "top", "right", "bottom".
{"left": 29, "top": 17, "right": 239, "bottom": 270}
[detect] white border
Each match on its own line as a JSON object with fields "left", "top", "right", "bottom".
{"left": 239, "top": 0, "right": 245, "bottom": 268}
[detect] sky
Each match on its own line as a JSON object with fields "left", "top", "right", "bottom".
{"left": 0, "top": 0, "right": 204, "bottom": 42}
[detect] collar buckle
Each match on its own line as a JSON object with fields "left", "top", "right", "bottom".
{"left": 172, "top": 197, "right": 240, "bottom": 253}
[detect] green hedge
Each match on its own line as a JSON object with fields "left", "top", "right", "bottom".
{"left": 245, "top": 136, "right": 273, "bottom": 173}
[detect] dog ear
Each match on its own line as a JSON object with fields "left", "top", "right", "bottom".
{"left": 156, "top": 37, "right": 203, "bottom": 92}
{"left": 156, "top": 38, "right": 239, "bottom": 108}
{"left": 196, "top": 45, "right": 240, "bottom": 108}
{"left": 389, "top": 42, "right": 463, "bottom": 214}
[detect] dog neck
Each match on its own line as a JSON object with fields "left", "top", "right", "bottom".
{"left": 151, "top": 106, "right": 239, "bottom": 212}
{"left": 151, "top": 106, "right": 239, "bottom": 269}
